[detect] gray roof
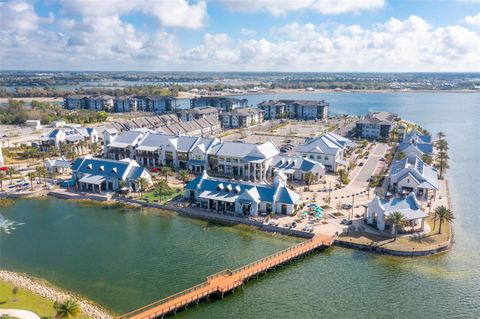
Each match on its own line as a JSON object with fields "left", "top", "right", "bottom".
{"left": 209, "top": 141, "right": 278, "bottom": 159}
{"left": 297, "top": 132, "right": 352, "bottom": 155}
{"left": 358, "top": 111, "right": 397, "bottom": 125}
{"left": 390, "top": 154, "right": 438, "bottom": 189}
{"left": 271, "top": 155, "right": 325, "bottom": 173}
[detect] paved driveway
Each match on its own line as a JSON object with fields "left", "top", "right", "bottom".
{"left": 350, "top": 143, "right": 388, "bottom": 186}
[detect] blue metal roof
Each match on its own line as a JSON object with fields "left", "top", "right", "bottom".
{"left": 73, "top": 157, "right": 130, "bottom": 179}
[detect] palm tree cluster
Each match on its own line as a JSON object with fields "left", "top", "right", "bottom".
{"left": 435, "top": 132, "right": 449, "bottom": 179}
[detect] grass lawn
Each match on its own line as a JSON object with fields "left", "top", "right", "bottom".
{"left": 0, "top": 281, "right": 90, "bottom": 319}
{"left": 141, "top": 187, "right": 183, "bottom": 204}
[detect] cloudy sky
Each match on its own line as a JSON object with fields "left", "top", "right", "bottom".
{"left": 1, "top": 0, "right": 480, "bottom": 71}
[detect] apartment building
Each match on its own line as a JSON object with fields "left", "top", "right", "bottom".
{"left": 221, "top": 108, "right": 264, "bottom": 129}
{"left": 190, "top": 97, "right": 248, "bottom": 111}
{"left": 258, "top": 100, "right": 329, "bottom": 120}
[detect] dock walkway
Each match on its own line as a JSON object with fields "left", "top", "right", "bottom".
{"left": 119, "top": 233, "right": 336, "bottom": 319}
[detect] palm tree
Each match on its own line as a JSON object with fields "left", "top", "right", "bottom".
{"left": 89, "top": 142, "right": 101, "bottom": 156}
{"left": 36, "top": 166, "right": 48, "bottom": 185}
{"left": 436, "top": 131, "right": 445, "bottom": 140}
{"left": 434, "top": 205, "right": 454, "bottom": 234}
{"left": 162, "top": 166, "right": 171, "bottom": 181}
{"left": 53, "top": 299, "right": 81, "bottom": 319}
{"left": 0, "top": 172, "right": 5, "bottom": 190}
{"left": 436, "top": 139, "right": 449, "bottom": 152}
{"left": 12, "top": 286, "right": 18, "bottom": 302}
{"left": 385, "top": 211, "right": 407, "bottom": 241}
{"left": 6, "top": 167, "right": 17, "bottom": 184}
{"left": 155, "top": 179, "right": 169, "bottom": 202}
{"left": 304, "top": 172, "right": 316, "bottom": 191}
{"left": 27, "top": 172, "right": 36, "bottom": 190}
{"left": 437, "top": 151, "right": 449, "bottom": 179}
{"left": 178, "top": 170, "right": 190, "bottom": 190}
{"left": 422, "top": 154, "right": 433, "bottom": 165}
{"left": 137, "top": 177, "right": 148, "bottom": 198}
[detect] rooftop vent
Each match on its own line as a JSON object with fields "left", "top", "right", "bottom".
{"left": 99, "top": 165, "right": 104, "bottom": 172}
{"left": 234, "top": 185, "right": 241, "bottom": 193}
{"left": 112, "top": 167, "right": 117, "bottom": 174}
{"left": 217, "top": 183, "right": 224, "bottom": 191}
{"left": 87, "top": 164, "right": 92, "bottom": 170}
{"left": 226, "top": 184, "right": 233, "bottom": 192}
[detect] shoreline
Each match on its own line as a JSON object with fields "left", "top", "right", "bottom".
{"left": 0, "top": 270, "right": 114, "bottom": 319}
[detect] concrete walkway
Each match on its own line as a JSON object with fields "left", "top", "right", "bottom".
{"left": 0, "top": 309, "right": 40, "bottom": 319}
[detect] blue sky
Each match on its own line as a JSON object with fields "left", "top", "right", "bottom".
{"left": 1, "top": 0, "right": 480, "bottom": 71}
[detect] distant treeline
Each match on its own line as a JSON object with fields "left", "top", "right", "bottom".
{"left": 0, "top": 99, "right": 108, "bottom": 125}
{"left": 0, "top": 85, "right": 181, "bottom": 98}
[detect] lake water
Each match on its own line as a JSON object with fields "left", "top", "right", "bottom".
{"left": 2, "top": 92, "right": 480, "bottom": 318}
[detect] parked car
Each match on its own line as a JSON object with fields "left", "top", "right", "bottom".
{"left": 359, "top": 162, "right": 364, "bottom": 166}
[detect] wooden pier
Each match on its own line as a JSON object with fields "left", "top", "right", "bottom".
{"left": 118, "top": 233, "right": 337, "bottom": 319}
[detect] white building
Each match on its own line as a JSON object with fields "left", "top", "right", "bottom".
{"left": 185, "top": 171, "right": 301, "bottom": 216}
{"left": 356, "top": 112, "right": 397, "bottom": 139}
{"left": 37, "top": 126, "right": 98, "bottom": 151}
{"left": 25, "top": 120, "right": 42, "bottom": 130}
{"left": 389, "top": 153, "right": 438, "bottom": 198}
{"left": 296, "top": 132, "right": 354, "bottom": 172}
{"left": 269, "top": 155, "right": 325, "bottom": 183}
{"left": 366, "top": 193, "right": 428, "bottom": 233}
{"left": 45, "top": 156, "right": 71, "bottom": 175}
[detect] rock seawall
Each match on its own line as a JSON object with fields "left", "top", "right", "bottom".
{"left": 0, "top": 270, "right": 113, "bottom": 319}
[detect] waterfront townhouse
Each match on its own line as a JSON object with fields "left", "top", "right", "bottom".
{"left": 44, "top": 156, "right": 71, "bottom": 175}
{"left": 103, "top": 129, "right": 148, "bottom": 160}
{"left": 190, "top": 97, "right": 248, "bottom": 111}
{"left": 177, "top": 106, "right": 219, "bottom": 121}
{"left": 258, "top": 100, "right": 329, "bottom": 120}
{"left": 356, "top": 111, "right": 397, "bottom": 139}
{"left": 366, "top": 193, "right": 427, "bottom": 233}
{"left": 36, "top": 126, "right": 98, "bottom": 152}
{"left": 296, "top": 132, "right": 354, "bottom": 172}
{"left": 269, "top": 155, "right": 326, "bottom": 183}
{"left": 72, "top": 155, "right": 152, "bottom": 193}
{"left": 221, "top": 108, "right": 265, "bottom": 129}
{"left": 389, "top": 153, "right": 438, "bottom": 198}
{"left": 104, "top": 130, "right": 220, "bottom": 171}
{"left": 398, "top": 130, "right": 433, "bottom": 157}
{"left": 185, "top": 170, "right": 301, "bottom": 216}
{"left": 134, "top": 132, "right": 219, "bottom": 169}
{"left": 207, "top": 141, "right": 279, "bottom": 182}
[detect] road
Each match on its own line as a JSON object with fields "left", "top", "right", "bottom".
{"left": 350, "top": 143, "right": 388, "bottom": 186}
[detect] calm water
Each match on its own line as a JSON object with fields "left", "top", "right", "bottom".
{"left": 2, "top": 92, "right": 480, "bottom": 318}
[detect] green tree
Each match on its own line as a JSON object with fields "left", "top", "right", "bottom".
{"left": 53, "top": 299, "right": 81, "bottom": 319}
{"left": 36, "top": 166, "right": 48, "bottom": 185}
{"left": 422, "top": 154, "right": 433, "bottom": 165}
{"left": 162, "top": 166, "right": 171, "bottom": 181}
{"left": 26, "top": 172, "right": 36, "bottom": 190}
{"left": 12, "top": 286, "right": 18, "bottom": 301}
{"left": 434, "top": 205, "right": 454, "bottom": 234}
{"left": 138, "top": 177, "right": 148, "bottom": 198}
{"left": 396, "top": 151, "right": 406, "bottom": 160}
{"left": 6, "top": 167, "right": 17, "bottom": 184}
{"left": 304, "top": 172, "right": 316, "bottom": 191}
{"left": 437, "top": 151, "right": 449, "bottom": 179}
{"left": 178, "top": 170, "right": 190, "bottom": 190}
{"left": 89, "top": 142, "right": 101, "bottom": 156}
{"left": 0, "top": 172, "right": 5, "bottom": 189}
{"left": 385, "top": 211, "right": 407, "bottom": 241}
{"left": 155, "top": 179, "right": 170, "bottom": 202}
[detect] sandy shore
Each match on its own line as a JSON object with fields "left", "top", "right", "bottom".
{"left": 0, "top": 270, "right": 114, "bottom": 319}
{"left": 0, "top": 97, "right": 63, "bottom": 103}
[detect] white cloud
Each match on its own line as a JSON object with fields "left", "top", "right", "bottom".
{"left": 312, "top": 0, "right": 385, "bottom": 15}
{"left": 465, "top": 12, "right": 480, "bottom": 26}
{"left": 143, "top": 0, "right": 207, "bottom": 29}
{"left": 0, "top": 0, "right": 53, "bottom": 32}
{"left": 181, "top": 15, "right": 480, "bottom": 71}
{"left": 219, "top": 0, "right": 384, "bottom": 16}
{"left": 240, "top": 27, "right": 256, "bottom": 36}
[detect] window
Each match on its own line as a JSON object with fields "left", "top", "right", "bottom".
{"left": 324, "top": 156, "right": 328, "bottom": 160}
